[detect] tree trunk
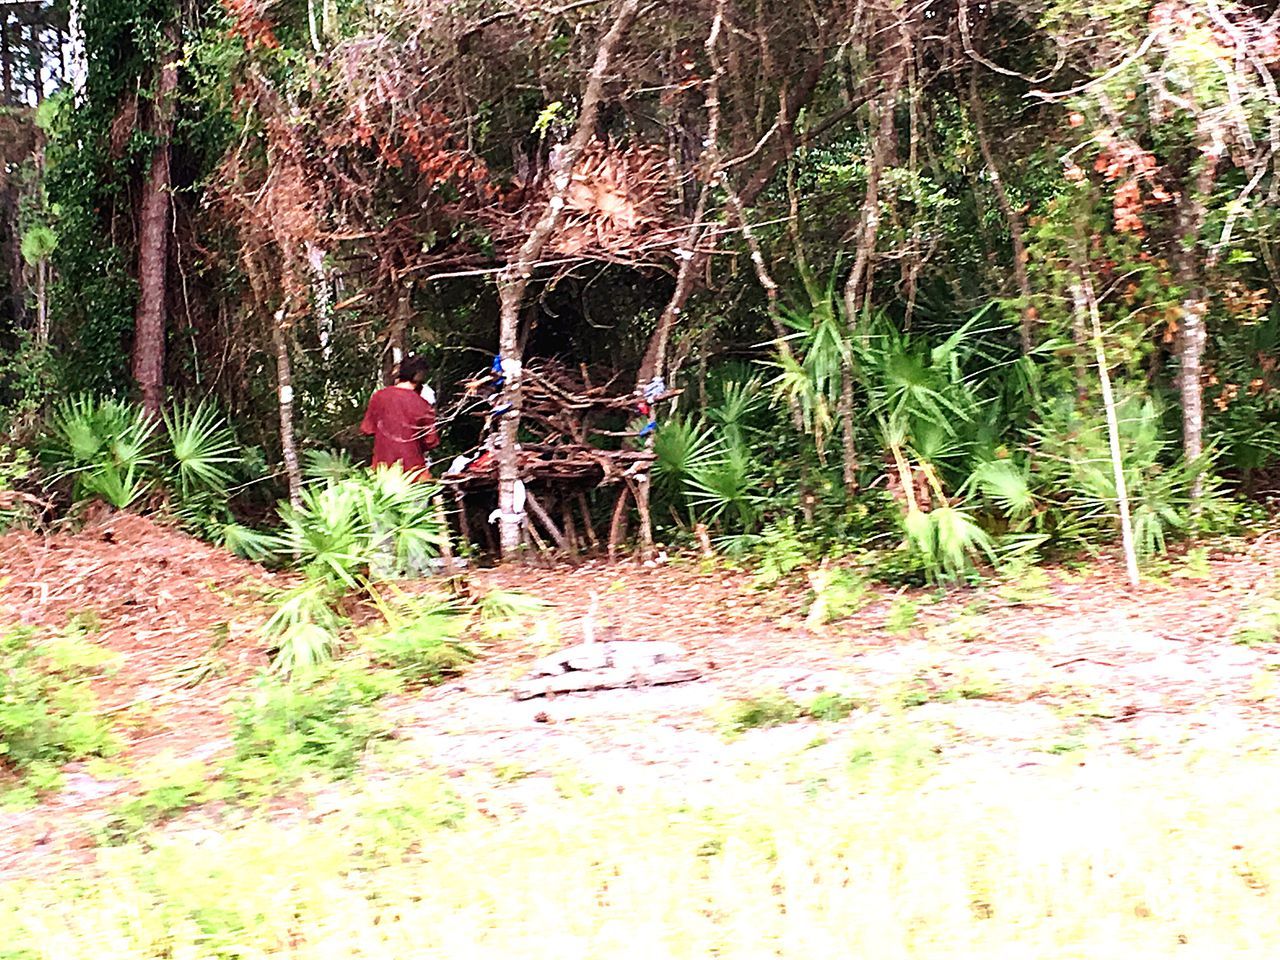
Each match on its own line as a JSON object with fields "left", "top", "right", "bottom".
{"left": 131, "top": 22, "right": 180, "bottom": 416}
{"left": 1075, "top": 275, "right": 1140, "bottom": 587}
{"left": 636, "top": 188, "right": 711, "bottom": 385}
{"left": 636, "top": 46, "right": 829, "bottom": 383}
{"left": 841, "top": 62, "right": 904, "bottom": 322}
{"left": 2, "top": 13, "right": 12, "bottom": 105}
{"left": 32, "top": 133, "right": 45, "bottom": 345}
{"left": 1177, "top": 136, "right": 1221, "bottom": 505}
{"left": 27, "top": 20, "right": 42, "bottom": 104}
{"left": 494, "top": 0, "right": 641, "bottom": 560}
{"left": 838, "top": 365, "right": 859, "bottom": 493}
{"left": 306, "top": 241, "right": 333, "bottom": 364}
{"left": 383, "top": 279, "right": 412, "bottom": 385}
{"left": 34, "top": 256, "right": 47, "bottom": 347}
{"left": 969, "top": 70, "right": 1034, "bottom": 353}
{"left": 271, "top": 308, "right": 303, "bottom": 507}
{"left": 839, "top": 47, "right": 906, "bottom": 496}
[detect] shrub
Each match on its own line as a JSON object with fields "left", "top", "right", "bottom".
{"left": 1234, "top": 596, "right": 1280, "bottom": 646}
{"left": 1030, "top": 393, "right": 1230, "bottom": 560}
{"left": 722, "top": 692, "right": 802, "bottom": 733}
{"left": 261, "top": 579, "right": 347, "bottom": 675}
{"left": 804, "top": 691, "right": 860, "bottom": 721}
{"left": 97, "top": 754, "right": 227, "bottom": 845}
{"left": 39, "top": 395, "right": 239, "bottom": 533}
{"left": 361, "top": 591, "right": 473, "bottom": 683}
{"left": 0, "top": 626, "right": 117, "bottom": 782}
{"left": 721, "top": 689, "right": 860, "bottom": 734}
{"left": 805, "top": 565, "right": 869, "bottom": 627}
{"left": 256, "top": 466, "right": 451, "bottom": 675}
{"left": 41, "top": 395, "right": 156, "bottom": 508}
{"left": 274, "top": 465, "right": 446, "bottom": 586}
{"left": 0, "top": 444, "right": 37, "bottom": 531}
{"left": 226, "top": 665, "right": 399, "bottom": 791}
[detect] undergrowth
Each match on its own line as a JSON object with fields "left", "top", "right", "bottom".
{"left": 226, "top": 663, "right": 400, "bottom": 796}
{"left": 0, "top": 626, "right": 118, "bottom": 798}
{"left": 721, "top": 689, "right": 860, "bottom": 734}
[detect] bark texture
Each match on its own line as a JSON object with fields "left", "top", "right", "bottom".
{"left": 131, "top": 23, "right": 180, "bottom": 415}
{"left": 1176, "top": 133, "right": 1221, "bottom": 503}
{"left": 271, "top": 308, "right": 303, "bottom": 507}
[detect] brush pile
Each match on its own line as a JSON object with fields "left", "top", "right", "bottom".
{"left": 440, "top": 359, "right": 677, "bottom": 557}
{"left": 441, "top": 359, "right": 675, "bottom": 489}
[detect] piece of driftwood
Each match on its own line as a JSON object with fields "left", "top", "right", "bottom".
{"left": 512, "top": 639, "right": 701, "bottom": 700}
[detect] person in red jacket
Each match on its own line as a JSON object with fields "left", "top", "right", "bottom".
{"left": 360, "top": 356, "right": 440, "bottom": 477}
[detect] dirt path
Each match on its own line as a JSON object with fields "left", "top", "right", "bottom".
{"left": 387, "top": 544, "right": 1280, "bottom": 800}
{"left": 2, "top": 519, "right": 1280, "bottom": 868}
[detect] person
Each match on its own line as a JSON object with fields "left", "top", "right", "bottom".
{"left": 360, "top": 355, "right": 440, "bottom": 477}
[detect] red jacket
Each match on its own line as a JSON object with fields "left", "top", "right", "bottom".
{"left": 360, "top": 386, "right": 440, "bottom": 472}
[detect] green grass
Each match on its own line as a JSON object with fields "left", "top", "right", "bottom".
{"left": 1234, "top": 595, "right": 1280, "bottom": 646}
{"left": 8, "top": 752, "right": 1280, "bottom": 957}
{"left": 884, "top": 597, "right": 919, "bottom": 633}
{"left": 0, "top": 626, "right": 119, "bottom": 794}
{"left": 719, "top": 690, "right": 861, "bottom": 734}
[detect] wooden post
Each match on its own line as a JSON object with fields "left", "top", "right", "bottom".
{"left": 561, "top": 497, "right": 580, "bottom": 558}
{"left": 577, "top": 491, "right": 600, "bottom": 553}
{"left": 452, "top": 487, "right": 473, "bottom": 554}
{"left": 607, "top": 485, "right": 631, "bottom": 561}
{"left": 633, "top": 472, "right": 654, "bottom": 562}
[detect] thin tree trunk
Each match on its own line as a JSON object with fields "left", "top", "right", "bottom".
{"left": 27, "top": 20, "right": 42, "bottom": 104}
{"left": 632, "top": 473, "right": 654, "bottom": 561}
{"left": 1075, "top": 276, "right": 1139, "bottom": 587}
{"left": 4, "top": 190, "right": 22, "bottom": 330}
{"left": 636, "top": 44, "right": 829, "bottom": 384}
{"left": 307, "top": 0, "right": 322, "bottom": 53}
{"left": 1179, "top": 294, "right": 1207, "bottom": 483}
{"left": 841, "top": 62, "right": 904, "bottom": 322}
{"left": 838, "top": 51, "right": 906, "bottom": 496}
{"left": 1177, "top": 136, "right": 1220, "bottom": 505}
{"left": 1, "top": 13, "right": 12, "bottom": 105}
{"left": 838, "top": 366, "right": 858, "bottom": 493}
{"left": 131, "top": 22, "right": 180, "bottom": 416}
{"left": 786, "top": 161, "right": 820, "bottom": 305}
{"left": 636, "top": 187, "right": 711, "bottom": 385}
{"left": 271, "top": 307, "right": 303, "bottom": 507}
{"left": 607, "top": 484, "right": 631, "bottom": 561}
{"left": 524, "top": 488, "right": 571, "bottom": 554}
{"left": 969, "top": 70, "right": 1034, "bottom": 353}
{"left": 383, "top": 279, "right": 412, "bottom": 385}
{"left": 34, "top": 256, "right": 47, "bottom": 347}
{"left": 305, "top": 241, "right": 333, "bottom": 364}
{"left": 494, "top": 0, "right": 641, "bottom": 560}
{"left": 577, "top": 491, "right": 600, "bottom": 552}
{"left": 561, "top": 497, "right": 580, "bottom": 557}
{"left": 638, "top": 4, "right": 727, "bottom": 392}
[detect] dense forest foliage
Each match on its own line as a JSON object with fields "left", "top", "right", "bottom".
{"left": 3, "top": 0, "right": 1280, "bottom": 579}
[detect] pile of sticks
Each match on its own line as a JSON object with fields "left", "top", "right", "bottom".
{"left": 439, "top": 359, "right": 677, "bottom": 559}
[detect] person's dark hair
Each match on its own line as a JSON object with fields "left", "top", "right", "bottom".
{"left": 396, "top": 355, "right": 430, "bottom": 385}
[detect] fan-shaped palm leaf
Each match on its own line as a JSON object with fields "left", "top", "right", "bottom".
{"left": 164, "top": 400, "right": 237, "bottom": 499}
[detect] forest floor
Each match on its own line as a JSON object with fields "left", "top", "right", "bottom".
{"left": 2, "top": 514, "right": 1280, "bottom": 875}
